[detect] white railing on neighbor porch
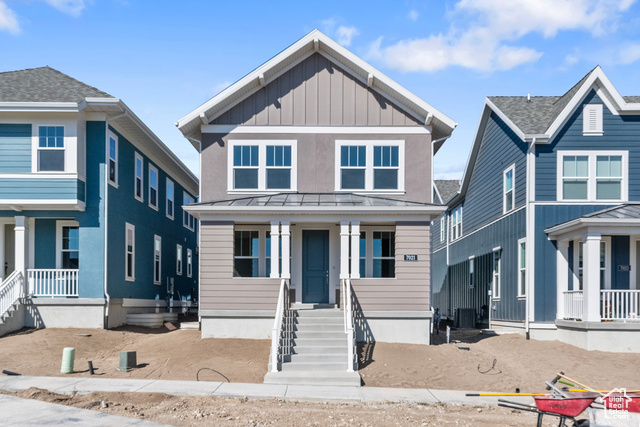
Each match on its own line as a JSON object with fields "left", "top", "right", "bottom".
{"left": 27, "top": 269, "right": 79, "bottom": 297}
{"left": 341, "top": 278, "right": 356, "bottom": 372}
{"left": 601, "top": 290, "right": 640, "bottom": 321}
{"left": 563, "top": 290, "right": 583, "bottom": 320}
{"left": 270, "top": 278, "right": 292, "bottom": 373}
{"left": 0, "top": 270, "right": 24, "bottom": 318}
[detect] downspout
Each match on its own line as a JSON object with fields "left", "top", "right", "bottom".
{"left": 103, "top": 109, "right": 127, "bottom": 329}
{"left": 525, "top": 137, "right": 536, "bottom": 339}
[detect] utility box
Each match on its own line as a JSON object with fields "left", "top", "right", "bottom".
{"left": 455, "top": 308, "right": 476, "bottom": 328}
{"left": 118, "top": 351, "right": 137, "bottom": 372}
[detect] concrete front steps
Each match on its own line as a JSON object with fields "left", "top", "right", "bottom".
{"left": 264, "top": 306, "right": 361, "bottom": 387}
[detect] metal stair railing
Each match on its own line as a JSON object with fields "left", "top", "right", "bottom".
{"left": 270, "top": 278, "right": 291, "bottom": 372}
{"left": 0, "top": 270, "right": 24, "bottom": 319}
{"left": 342, "top": 278, "right": 356, "bottom": 372}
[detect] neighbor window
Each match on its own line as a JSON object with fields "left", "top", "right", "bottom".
{"left": 61, "top": 225, "right": 79, "bottom": 269}
{"left": 451, "top": 206, "right": 462, "bottom": 241}
{"left": 359, "top": 231, "right": 366, "bottom": 277}
{"left": 134, "top": 152, "right": 144, "bottom": 201}
{"left": 518, "top": 238, "right": 526, "bottom": 297}
{"left": 166, "top": 178, "right": 174, "bottom": 219}
{"left": 229, "top": 141, "right": 297, "bottom": 192}
{"left": 492, "top": 250, "right": 501, "bottom": 299}
{"left": 38, "top": 126, "right": 65, "bottom": 172}
{"left": 336, "top": 141, "right": 404, "bottom": 192}
{"left": 176, "top": 244, "right": 183, "bottom": 276}
{"left": 153, "top": 235, "right": 161, "bottom": 285}
{"left": 149, "top": 164, "right": 158, "bottom": 209}
{"left": 372, "top": 231, "right": 395, "bottom": 278}
{"left": 583, "top": 104, "right": 603, "bottom": 136}
{"left": 108, "top": 132, "right": 118, "bottom": 185}
{"left": 187, "top": 248, "right": 193, "bottom": 278}
{"left": 558, "top": 151, "right": 627, "bottom": 201}
{"left": 183, "top": 192, "right": 195, "bottom": 231}
{"left": 469, "top": 256, "right": 475, "bottom": 289}
{"left": 504, "top": 165, "right": 514, "bottom": 213}
{"left": 125, "top": 223, "right": 135, "bottom": 281}
{"left": 440, "top": 217, "right": 445, "bottom": 242}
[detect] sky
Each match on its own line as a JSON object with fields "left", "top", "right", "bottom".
{"left": 2, "top": 0, "right": 640, "bottom": 181}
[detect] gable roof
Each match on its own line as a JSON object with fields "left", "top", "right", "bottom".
{"left": 434, "top": 180, "right": 460, "bottom": 205}
{"left": 0, "top": 66, "right": 113, "bottom": 102}
{"left": 449, "top": 66, "right": 640, "bottom": 207}
{"left": 176, "top": 29, "right": 457, "bottom": 149}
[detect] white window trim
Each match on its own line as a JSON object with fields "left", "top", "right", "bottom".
{"left": 359, "top": 225, "right": 396, "bottom": 279}
{"left": 557, "top": 150, "right": 628, "bottom": 202}
{"left": 166, "top": 178, "right": 174, "bottom": 220}
{"left": 125, "top": 222, "right": 135, "bottom": 282}
{"left": 183, "top": 191, "right": 195, "bottom": 231}
{"left": 55, "top": 220, "right": 79, "bottom": 269}
{"left": 153, "top": 234, "right": 162, "bottom": 285}
{"left": 583, "top": 104, "right": 603, "bottom": 136}
{"left": 503, "top": 164, "right": 515, "bottom": 214}
{"left": 33, "top": 124, "right": 70, "bottom": 174}
{"left": 107, "top": 130, "right": 118, "bottom": 187}
{"left": 517, "top": 238, "right": 526, "bottom": 299}
{"left": 440, "top": 217, "right": 445, "bottom": 242}
{"left": 492, "top": 250, "right": 501, "bottom": 300}
{"left": 234, "top": 225, "right": 271, "bottom": 278}
{"left": 176, "top": 244, "right": 183, "bottom": 276}
{"left": 334, "top": 140, "right": 405, "bottom": 194}
{"left": 148, "top": 164, "right": 159, "bottom": 210}
{"left": 187, "top": 248, "right": 193, "bottom": 278}
{"left": 468, "top": 255, "right": 475, "bottom": 289}
{"left": 227, "top": 140, "right": 298, "bottom": 193}
{"left": 573, "top": 236, "right": 611, "bottom": 290}
{"left": 134, "top": 152, "right": 144, "bottom": 203}
{"left": 451, "top": 206, "right": 463, "bottom": 241}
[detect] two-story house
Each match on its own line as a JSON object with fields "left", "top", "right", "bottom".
{"left": 0, "top": 67, "right": 198, "bottom": 335}
{"left": 177, "top": 30, "right": 456, "bottom": 385}
{"left": 432, "top": 66, "right": 640, "bottom": 352}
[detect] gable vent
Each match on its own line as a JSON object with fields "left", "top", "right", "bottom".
{"left": 583, "top": 104, "right": 603, "bottom": 136}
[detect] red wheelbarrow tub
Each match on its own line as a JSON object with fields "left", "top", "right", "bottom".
{"left": 602, "top": 393, "right": 640, "bottom": 413}
{"left": 533, "top": 392, "right": 600, "bottom": 417}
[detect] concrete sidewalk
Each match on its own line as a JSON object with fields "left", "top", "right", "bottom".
{"left": 0, "top": 375, "right": 534, "bottom": 407}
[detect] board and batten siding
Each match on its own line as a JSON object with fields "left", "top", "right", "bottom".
{"left": 200, "top": 221, "right": 280, "bottom": 311}
{"left": 0, "top": 124, "right": 31, "bottom": 173}
{"left": 212, "top": 53, "right": 421, "bottom": 127}
{"left": 352, "top": 222, "right": 430, "bottom": 312}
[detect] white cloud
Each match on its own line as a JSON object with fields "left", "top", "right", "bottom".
{"left": 335, "top": 25, "right": 359, "bottom": 46}
{"left": 561, "top": 53, "right": 580, "bottom": 69}
{"left": 43, "top": 0, "right": 86, "bottom": 17}
{"left": 408, "top": 9, "right": 419, "bottom": 21}
{"left": 617, "top": 43, "right": 640, "bottom": 64}
{"left": 369, "top": 0, "right": 635, "bottom": 73}
{"left": 0, "top": 1, "right": 20, "bottom": 35}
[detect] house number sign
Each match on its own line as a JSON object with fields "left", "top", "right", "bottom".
{"left": 404, "top": 254, "right": 418, "bottom": 261}
{"left": 618, "top": 265, "right": 631, "bottom": 272}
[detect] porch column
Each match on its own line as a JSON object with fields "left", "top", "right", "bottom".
{"left": 270, "top": 221, "right": 280, "bottom": 279}
{"left": 281, "top": 222, "right": 290, "bottom": 279}
{"left": 14, "top": 216, "right": 28, "bottom": 296}
{"left": 340, "top": 221, "right": 350, "bottom": 279}
{"left": 583, "top": 232, "right": 601, "bottom": 322}
{"left": 556, "top": 240, "right": 570, "bottom": 320}
{"left": 350, "top": 222, "right": 360, "bottom": 279}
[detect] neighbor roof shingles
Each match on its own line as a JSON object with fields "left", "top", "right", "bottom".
{"left": 0, "top": 66, "right": 113, "bottom": 103}
{"left": 434, "top": 180, "right": 461, "bottom": 205}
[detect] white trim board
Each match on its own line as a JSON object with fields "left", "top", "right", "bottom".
{"left": 202, "top": 125, "right": 432, "bottom": 135}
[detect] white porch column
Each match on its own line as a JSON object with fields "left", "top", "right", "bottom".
{"left": 14, "top": 216, "right": 28, "bottom": 296}
{"left": 340, "top": 221, "right": 350, "bottom": 279}
{"left": 556, "top": 240, "right": 570, "bottom": 320}
{"left": 350, "top": 222, "right": 360, "bottom": 279}
{"left": 281, "top": 221, "right": 290, "bottom": 279}
{"left": 583, "top": 232, "right": 601, "bottom": 322}
{"left": 270, "top": 221, "right": 280, "bottom": 278}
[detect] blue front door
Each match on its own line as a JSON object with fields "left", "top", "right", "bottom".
{"left": 302, "top": 230, "right": 329, "bottom": 303}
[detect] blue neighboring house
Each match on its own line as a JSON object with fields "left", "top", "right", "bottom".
{"left": 432, "top": 66, "right": 640, "bottom": 352}
{"left": 0, "top": 67, "right": 198, "bottom": 334}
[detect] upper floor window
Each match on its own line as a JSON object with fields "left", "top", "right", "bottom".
{"left": 558, "top": 151, "right": 627, "bottom": 201}
{"left": 38, "top": 126, "right": 65, "bottom": 172}
{"left": 134, "top": 152, "right": 144, "bottom": 202}
{"left": 335, "top": 141, "right": 404, "bottom": 192}
{"left": 451, "top": 206, "right": 462, "bottom": 241}
{"left": 166, "top": 179, "right": 174, "bottom": 219}
{"left": 183, "top": 192, "right": 195, "bottom": 231}
{"left": 228, "top": 140, "right": 297, "bottom": 192}
{"left": 108, "top": 132, "right": 118, "bottom": 185}
{"left": 503, "top": 164, "right": 514, "bottom": 213}
{"left": 583, "top": 104, "right": 603, "bottom": 136}
{"left": 149, "top": 165, "right": 158, "bottom": 210}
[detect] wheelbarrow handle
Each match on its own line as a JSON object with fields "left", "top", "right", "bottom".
{"left": 546, "top": 371, "right": 565, "bottom": 390}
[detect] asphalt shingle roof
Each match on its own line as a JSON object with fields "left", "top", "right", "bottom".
{"left": 0, "top": 66, "right": 113, "bottom": 103}
{"left": 196, "top": 193, "right": 437, "bottom": 207}
{"left": 434, "top": 180, "right": 460, "bottom": 205}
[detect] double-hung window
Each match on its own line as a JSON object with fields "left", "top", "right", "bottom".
{"left": 108, "top": 132, "right": 118, "bottom": 185}
{"left": 153, "top": 235, "right": 161, "bottom": 285}
{"left": 187, "top": 248, "right": 193, "bottom": 278}
{"left": 558, "top": 151, "right": 627, "bottom": 201}
{"left": 183, "top": 192, "right": 195, "bottom": 231}
{"left": 229, "top": 141, "right": 296, "bottom": 192}
{"left": 234, "top": 230, "right": 260, "bottom": 277}
{"left": 372, "top": 231, "right": 395, "bottom": 278}
{"left": 149, "top": 165, "right": 158, "bottom": 209}
{"left": 134, "top": 152, "right": 144, "bottom": 202}
{"left": 58, "top": 223, "right": 79, "bottom": 270}
{"left": 503, "top": 165, "right": 514, "bottom": 213}
{"left": 336, "top": 141, "right": 404, "bottom": 192}
{"left": 38, "top": 126, "right": 65, "bottom": 172}
{"left": 518, "top": 238, "right": 526, "bottom": 297}
{"left": 451, "top": 206, "right": 462, "bottom": 241}
{"left": 176, "top": 244, "right": 183, "bottom": 276}
{"left": 166, "top": 179, "right": 174, "bottom": 219}
{"left": 125, "top": 223, "right": 135, "bottom": 281}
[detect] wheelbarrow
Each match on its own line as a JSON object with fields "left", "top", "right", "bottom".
{"left": 499, "top": 391, "right": 599, "bottom": 427}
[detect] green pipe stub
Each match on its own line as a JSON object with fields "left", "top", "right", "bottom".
{"left": 60, "top": 347, "right": 75, "bottom": 374}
